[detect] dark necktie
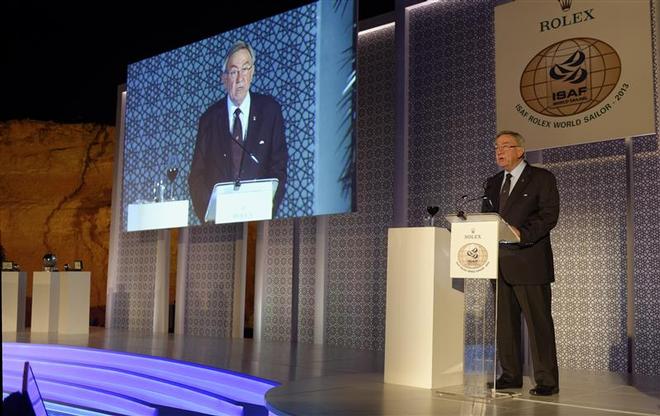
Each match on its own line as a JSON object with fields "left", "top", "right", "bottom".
{"left": 499, "top": 173, "right": 512, "bottom": 213}
{"left": 231, "top": 108, "right": 243, "bottom": 178}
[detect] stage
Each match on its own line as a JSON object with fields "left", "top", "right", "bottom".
{"left": 2, "top": 328, "right": 659, "bottom": 415}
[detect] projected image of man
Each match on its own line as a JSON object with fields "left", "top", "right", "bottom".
{"left": 188, "top": 40, "right": 288, "bottom": 222}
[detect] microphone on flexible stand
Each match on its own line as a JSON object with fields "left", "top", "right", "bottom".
{"left": 456, "top": 194, "right": 493, "bottom": 220}
{"left": 232, "top": 137, "right": 260, "bottom": 164}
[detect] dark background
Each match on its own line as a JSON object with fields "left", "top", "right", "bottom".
{"left": 0, "top": 1, "right": 393, "bottom": 125}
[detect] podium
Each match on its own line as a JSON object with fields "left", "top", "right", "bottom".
{"left": 2, "top": 271, "right": 27, "bottom": 332}
{"left": 384, "top": 227, "right": 464, "bottom": 389}
{"left": 445, "top": 212, "right": 519, "bottom": 397}
{"left": 127, "top": 200, "right": 189, "bottom": 231}
{"left": 31, "top": 271, "right": 91, "bottom": 334}
{"left": 205, "top": 178, "right": 279, "bottom": 224}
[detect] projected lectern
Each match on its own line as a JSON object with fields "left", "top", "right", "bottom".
{"left": 205, "top": 178, "right": 279, "bottom": 224}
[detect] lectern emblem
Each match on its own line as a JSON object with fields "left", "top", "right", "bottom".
{"left": 457, "top": 243, "right": 488, "bottom": 271}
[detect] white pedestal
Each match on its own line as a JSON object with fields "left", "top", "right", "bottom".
{"left": 2, "top": 271, "right": 27, "bottom": 332}
{"left": 384, "top": 227, "right": 465, "bottom": 389}
{"left": 31, "top": 271, "right": 91, "bottom": 334}
{"left": 31, "top": 271, "right": 60, "bottom": 332}
{"left": 127, "top": 200, "right": 189, "bottom": 231}
{"left": 58, "top": 271, "right": 91, "bottom": 334}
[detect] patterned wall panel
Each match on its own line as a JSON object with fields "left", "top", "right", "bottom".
{"left": 122, "top": 4, "right": 318, "bottom": 224}
{"left": 408, "top": 1, "right": 497, "bottom": 229}
{"left": 324, "top": 25, "right": 396, "bottom": 351}
{"left": 632, "top": 0, "right": 660, "bottom": 377}
{"left": 261, "top": 219, "right": 294, "bottom": 342}
{"left": 543, "top": 141, "right": 628, "bottom": 372}
{"left": 632, "top": 126, "right": 660, "bottom": 377}
{"left": 297, "top": 216, "right": 317, "bottom": 344}
{"left": 111, "top": 230, "right": 158, "bottom": 331}
{"left": 184, "top": 224, "right": 239, "bottom": 337}
{"left": 407, "top": 0, "right": 498, "bottom": 362}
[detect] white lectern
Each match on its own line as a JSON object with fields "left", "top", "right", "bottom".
{"left": 2, "top": 271, "right": 27, "bottom": 332}
{"left": 31, "top": 271, "right": 91, "bottom": 334}
{"left": 445, "top": 212, "right": 519, "bottom": 397}
{"left": 384, "top": 227, "right": 464, "bottom": 389}
{"left": 205, "top": 179, "right": 278, "bottom": 224}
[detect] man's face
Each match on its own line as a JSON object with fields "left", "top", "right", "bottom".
{"left": 222, "top": 48, "right": 254, "bottom": 106}
{"left": 495, "top": 134, "right": 525, "bottom": 171}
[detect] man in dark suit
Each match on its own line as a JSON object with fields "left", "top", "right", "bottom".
{"left": 188, "top": 40, "right": 288, "bottom": 222}
{"left": 482, "top": 130, "right": 560, "bottom": 396}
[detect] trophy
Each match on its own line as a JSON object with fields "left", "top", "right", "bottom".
{"left": 42, "top": 253, "right": 57, "bottom": 271}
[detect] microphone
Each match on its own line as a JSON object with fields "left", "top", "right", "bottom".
{"left": 456, "top": 193, "right": 493, "bottom": 220}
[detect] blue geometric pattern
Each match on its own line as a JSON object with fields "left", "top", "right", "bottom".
{"left": 407, "top": 0, "right": 498, "bottom": 366}
{"left": 324, "top": 26, "right": 396, "bottom": 351}
{"left": 544, "top": 141, "right": 629, "bottom": 372}
{"left": 184, "top": 223, "right": 240, "bottom": 337}
{"left": 408, "top": 0, "right": 496, "bottom": 228}
{"left": 632, "top": 135, "right": 660, "bottom": 376}
{"left": 298, "top": 217, "right": 317, "bottom": 344}
{"left": 633, "top": 0, "right": 660, "bottom": 376}
{"left": 110, "top": 230, "right": 158, "bottom": 331}
{"left": 262, "top": 219, "right": 294, "bottom": 342}
{"left": 122, "top": 3, "right": 318, "bottom": 226}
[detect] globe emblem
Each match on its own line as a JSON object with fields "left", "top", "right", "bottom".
{"left": 520, "top": 37, "right": 621, "bottom": 117}
{"left": 457, "top": 243, "right": 488, "bottom": 270}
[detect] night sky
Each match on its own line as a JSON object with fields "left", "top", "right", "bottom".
{"left": 1, "top": 2, "right": 393, "bottom": 125}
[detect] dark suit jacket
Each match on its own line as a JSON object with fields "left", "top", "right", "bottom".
{"left": 188, "top": 93, "right": 288, "bottom": 222}
{"left": 482, "top": 163, "right": 560, "bottom": 285}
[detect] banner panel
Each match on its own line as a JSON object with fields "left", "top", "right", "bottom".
{"left": 496, "top": 0, "right": 655, "bottom": 150}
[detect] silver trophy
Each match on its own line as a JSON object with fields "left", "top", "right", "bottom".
{"left": 42, "top": 253, "right": 57, "bottom": 271}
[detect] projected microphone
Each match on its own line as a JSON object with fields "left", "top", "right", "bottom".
{"left": 231, "top": 136, "right": 260, "bottom": 164}
{"left": 232, "top": 136, "right": 260, "bottom": 190}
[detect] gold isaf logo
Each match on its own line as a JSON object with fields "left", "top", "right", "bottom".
{"left": 520, "top": 37, "right": 621, "bottom": 117}
{"left": 457, "top": 243, "right": 488, "bottom": 271}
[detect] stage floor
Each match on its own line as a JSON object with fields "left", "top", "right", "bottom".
{"left": 3, "top": 328, "right": 659, "bottom": 416}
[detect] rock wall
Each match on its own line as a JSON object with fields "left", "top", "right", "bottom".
{"left": 0, "top": 120, "right": 115, "bottom": 325}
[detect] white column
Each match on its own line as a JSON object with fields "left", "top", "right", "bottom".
{"left": 31, "top": 272, "right": 60, "bottom": 333}
{"left": 253, "top": 221, "right": 268, "bottom": 341}
{"left": 174, "top": 227, "right": 189, "bottom": 335}
{"left": 106, "top": 89, "right": 127, "bottom": 328}
{"left": 2, "top": 271, "right": 27, "bottom": 332}
{"left": 314, "top": 215, "right": 328, "bottom": 344}
{"left": 153, "top": 229, "right": 171, "bottom": 333}
{"left": 232, "top": 223, "right": 248, "bottom": 338}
